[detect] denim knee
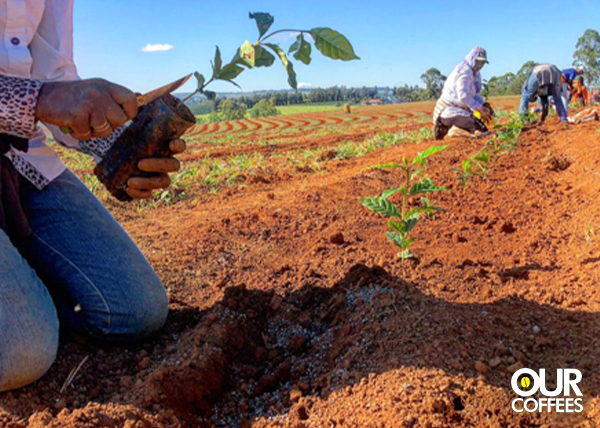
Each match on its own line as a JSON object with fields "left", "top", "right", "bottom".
{"left": 83, "top": 277, "right": 169, "bottom": 343}
{"left": 0, "top": 316, "right": 59, "bottom": 392}
{"left": 122, "top": 281, "right": 169, "bottom": 340}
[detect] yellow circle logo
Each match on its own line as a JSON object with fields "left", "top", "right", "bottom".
{"left": 521, "top": 377, "right": 531, "bottom": 388}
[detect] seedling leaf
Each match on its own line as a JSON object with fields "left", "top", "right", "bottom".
{"left": 194, "top": 72, "right": 205, "bottom": 90}
{"left": 409, "top": 178, "right": 448, "bottom": 195}
{"left": 289, "top": 34, "right": 312, "bottom": 65}
{"left": 380, "top": 187, "right": 406, "bottom": 199}
{"left": 310, "top": 27, "right": 360, "bottom": 61}
{"left": 264, "top": 43, "right": 297, "bottom": 89}
{"left": 249, "top": 12, "right": 274, "bottom": 38}
{"left": 360, "top": 197, "right": 401, "bottom": 218}
{"left": 213, "top": 46, "right": 223, "bottom": 74}
{"left": 412, "top": 145, "right": 447, "bottom": 166}
{"left": 369, "top": 162, "right": 401, "bottom": 170}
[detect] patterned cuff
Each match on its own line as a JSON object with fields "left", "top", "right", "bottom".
{"left": 0, "top": 75, "right": 43, "bottom": 139}
{"left": 78, "top": 125, "right": 126, "bottom": 158}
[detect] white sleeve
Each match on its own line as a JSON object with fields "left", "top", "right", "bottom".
{"left": 455, "top": 74, "right": 484, "bottom": 111}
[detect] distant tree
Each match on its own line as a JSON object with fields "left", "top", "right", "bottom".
{"left": 573, "top": 29, "right": 600, "bottom": 87}
{"left": 189, "top": 102, "right": 213, "bottom": 115}
{"left": 250, "top": 97, "right": 280, "bottom": 118}
{"left": 219, "top": 99, "right": 248, "bottom": 121}
{"left": 507, "top": 61, "right": 538, "bottom": 95}
{"left": 488, "top": 72, "right": 516, "bottom": 96}
{"left": 208, "top": 110, "right": 221, "bottom": 123}
{"left": 394, "top": 84, "right": 427, "bottom": 102}
{"left": 420, "top": 68, "right": 446, "bottom": 100}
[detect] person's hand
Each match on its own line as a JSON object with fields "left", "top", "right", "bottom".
{"left": 125, "top": 138, "right": 186, "bottom": 199}
{"left": 478, "top": 105, "right": 492, "bottom": 120}
{"left": 36, "top": 78, "right": 138, "bottom": 140}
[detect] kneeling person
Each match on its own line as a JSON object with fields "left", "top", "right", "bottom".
{"left": 433, "top": 46, "right": 492, "bottom": 140}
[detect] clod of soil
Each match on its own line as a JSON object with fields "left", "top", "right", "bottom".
{"left": 543, "top": 151, "right": 572, "bottom": 172}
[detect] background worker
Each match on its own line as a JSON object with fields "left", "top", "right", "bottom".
{"left": 519, "top": 64, "right": 568, "bottom": 123}
{"left": 433, "top": 46, "right": 493, "bottom": 140}
{"left": 562, "top": 67, "right": 584, "bottom": 89}
{"left": 0, "top": 0, "right": 185, "bottom": 392}
{"left": 571, "top": 76, "right": 589, "bottom": 107}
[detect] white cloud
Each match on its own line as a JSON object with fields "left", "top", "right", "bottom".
{"left": 141, "top": 43, "right": 174, "bottom": 53}
{"left": 298, "top": 82, "right": 313, "bottom": 89}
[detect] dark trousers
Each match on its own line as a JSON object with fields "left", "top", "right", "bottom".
{"left": 434, "top": 115, "right": 488, "bottom": 140}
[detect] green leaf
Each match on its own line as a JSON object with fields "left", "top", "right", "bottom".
{"left": 233, "top": 41, "right": 276, "bottom": 69}
{"left": 217, "top": 62, "right": 245, "bottom": 81}
{"left": 289, "top": 34, "right": 312, "bottom": 65}
{"left": 249, "top": 12, "right": 274, "bottom": 38}
{"left": 264, "top": 43, "right": 297, "bottom": 89}
{"left": 386, "top": 232, "right": 404, "bottom": 248}
{"left": 410, "top": 168, "right": 423, "bottom": 180}
{"left": 203, "top": 90, "right": 216, "bottom": 102}
{"left": 194, "top": 72, "right": 205, "bottom": 91}
{"left": 405, "top": 207, "right": 425, "bottom": 221}
{"left": 401, "top": 237, "right": 414, "bottom": 250}
{"left": 473, "top": 151, "right": 490, "bottom": 163}
{"left": 310, "top": 27, "right": 360, "bottom": 61}
{"left": 213, "top": 46, "right": 223, "bottom": 74}
{"left": 380, "top": 187, "right": 406, "bottom": 199}
{"left": 369, "top": 162, "right": 401, "bottom": 170}
{"left": 359, "top": 197, "right": 401, "bottom": 218}
{"left": 409, "top": 178, "right": 448, "bottom": 195}
{"left": 411, "top": 145, "right": 447, "bottom": 166}
{"left": 406, "top": 218, "right": 419, "bottom": 233}
{"left": 254, "top": 45, "right": 276, "bottom": 67}
{"left": 236, "top": 40, "right": 256, "bottom": 67}
{"left": 462, "top": 159, "right": 472, "bottom": 173}
{"left": 388, "top": 220, "right": 407, "bottom": 235}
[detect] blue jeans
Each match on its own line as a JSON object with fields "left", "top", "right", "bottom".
{"left": 519, "top": 73, "right": 568, "bottom": 121}
{"left": 0, "top": 169, "right": 168, "bottom": 392}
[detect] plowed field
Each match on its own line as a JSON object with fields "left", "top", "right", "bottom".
{"left": 4, "top": 98, "right": 600, "bottom": 428}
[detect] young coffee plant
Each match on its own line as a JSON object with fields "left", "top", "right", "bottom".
{"left": 453, "top": 113, "right": 527, "bottom": 188}
{"left": 180, "top": 12, "right": 359, "bottom": 104}
{"left": 451, "top": 149, "right": 490, "bottom": 187}
{"left": 360, "top": 146, "right": 448, "bottom": 259}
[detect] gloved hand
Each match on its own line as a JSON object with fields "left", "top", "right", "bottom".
{"left": 125, "top": 138, "right": 186, "bottom": 199}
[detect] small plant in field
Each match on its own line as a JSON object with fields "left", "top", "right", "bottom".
{"left": 452, "top": 113, "right": 527, "bottom": 188}
{"left": 585, "top": 221, "right": 596, "bottom": 245}
{"left": 180, "top": 13, "right": 359, "bottom": 104}
{"left": 451, "top": 149, "right": 490, "bottom": 187}
{"left": 360, "top": 146, "right": 448, "bottom": 259}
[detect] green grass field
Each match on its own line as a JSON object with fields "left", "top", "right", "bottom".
{"left": 195, "top": 103, "right": 341, "bottom": 122}
{"left": 276, "top": 103, "right": 340, "bottom": 115}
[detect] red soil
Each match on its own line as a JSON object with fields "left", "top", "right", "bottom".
{"left": 7, "top": 101, "right": 599, "bottom": 428}
{"left": 245, "top": 119, "right": 263, "bottom": 132}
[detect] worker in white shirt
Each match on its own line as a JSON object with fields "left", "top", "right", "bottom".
{"left": 433, "top": 46, "right": 493, "bottom": 140}
{"left": 0, "top": 0, "right": 183, "bottom": 392}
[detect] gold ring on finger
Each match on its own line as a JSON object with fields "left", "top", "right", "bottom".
{"left": 73, "top": 130, "right": 92, "bottom": 141}
{"left": 93, "top": 122, "right": 112, "bottom": 134}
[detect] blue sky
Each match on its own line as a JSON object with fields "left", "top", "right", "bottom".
{"left": 73, "top": 1, "right": 600, "bottom": 94}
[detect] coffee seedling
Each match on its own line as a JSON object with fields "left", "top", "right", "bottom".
{"left": 180, "top": 12, "right": 359, "bottom": 104}
{"left": 452, "top": 149, "right": 490, "bottom": 187}
{"left": 360, "top": 146, "right": 448, "bottom": 259}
